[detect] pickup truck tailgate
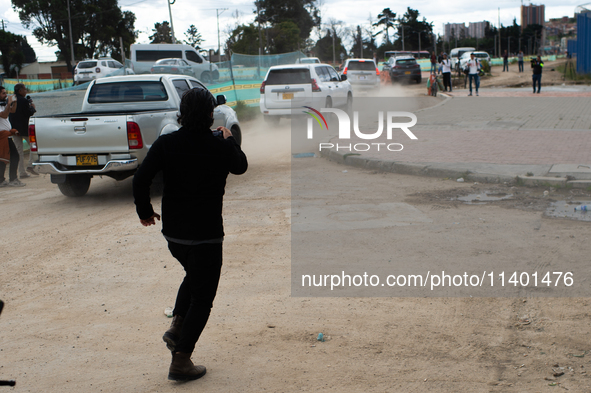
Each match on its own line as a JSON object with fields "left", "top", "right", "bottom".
{"left": 36, "top": 115, "right": 130, "bottom": 155}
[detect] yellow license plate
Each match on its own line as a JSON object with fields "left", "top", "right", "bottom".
{"left": 282, "top": 93, "right": 294, "bottom": 100}
{"left": 76, "top": 154, "right": 98, "bottom": 166}
{"left": 405, "top": 71, "right": 411, "bottom": 75}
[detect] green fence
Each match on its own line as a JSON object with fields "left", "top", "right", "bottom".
{"left": 2, "top": 78, "right": 73, "bottom": 92}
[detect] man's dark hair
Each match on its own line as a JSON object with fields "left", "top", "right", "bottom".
{"left": 14, "top": 83, "right": 25, "bottom": 94}
{"left": 0, "top": 86, "right": 5, "bottom": 93}
{"left": 177, "top": 88, "right": 216, "bottom": 129}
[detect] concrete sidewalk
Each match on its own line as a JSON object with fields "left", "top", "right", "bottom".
{"left": 320, "top": 86, "right": 591, "bottom": 188}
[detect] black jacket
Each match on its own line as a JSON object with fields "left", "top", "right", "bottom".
{"left": 531, "top": 59, "right": 544, "bottom": 75}
{"left": 133, "top": 126, "right": 248, "bottom": 241}
{"left": 9, "top": 95, "right": 35, "bottom": 136}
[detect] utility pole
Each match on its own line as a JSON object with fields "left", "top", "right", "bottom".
{"left": 67, "top": 0, "right": 75, "bottom": 70}
{"left": 167, "top": 0, "right": 176, "bottom": 43}
{"left": 1, "top": 20, "right": 5, "bottom": 31}
{"left": 418, "top": 32, "right": 421, "bottom": 52}
{"left": 498, "top": 7, "right": 501, "bottom": 59}
{"left": 216, "top": 8, "right": 228, "bottom": 61}
{"left": 332, "top": 28, "right": 336, "bottom": 65}
{"left": 256, "top": 1, "right": 263, "bottom": 57}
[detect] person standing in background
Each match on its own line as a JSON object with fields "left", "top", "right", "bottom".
{"left": 9, "top": 83, "right": 37, "bottom": 178}
{"left": 518, "top": 51, "right": 524, "bottom": 73}
{"left": 440, "top": 53, "right": 452, "bottom": 92}
{"left": 502, "top": 50, "right": 509, "bottom": 72}
{"left": 0, "top": 86, "right": 24, "bottom": 187}
{"left": 531, "top": 55, "right": 544, "bottom": 94}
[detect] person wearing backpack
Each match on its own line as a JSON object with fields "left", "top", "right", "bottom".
{"left": 465, "top": 53, "right": 481, "bottom": 96}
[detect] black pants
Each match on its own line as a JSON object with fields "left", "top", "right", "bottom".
{"left": 0, "top": 138, "right": 19, "bottom": 183}
{"left": 167, "top": 241, "right": 223, "bottom": 354}
{"left": 442, "top": 72, "right": 451, "bottom": 91}
{"left": 532, "top": 74, "right": 542, "bottom": 93}
{"left": 518, "top": 61, "right": 524, "bottom": 72}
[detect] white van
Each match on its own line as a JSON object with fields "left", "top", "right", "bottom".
{"left": 449, "top": 47, "right": 476, "bottom": 70}
{"left": 129, "top": 44, "right": 219, "bottom": 83}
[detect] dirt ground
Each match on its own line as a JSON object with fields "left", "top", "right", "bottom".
{"left": 478, "top": 59, "right": 574, "bottom": 89}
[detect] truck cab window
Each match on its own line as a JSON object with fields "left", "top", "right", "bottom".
{"left": 172, "top": 79, "right": 191, "bottom": 98}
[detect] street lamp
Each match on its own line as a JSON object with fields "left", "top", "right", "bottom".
{"left": 167, "top": 0, "right": 176, "bottom": 43}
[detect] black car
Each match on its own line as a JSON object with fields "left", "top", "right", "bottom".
{"left": 385, "top": 56, "right": 422, "bottom": 84}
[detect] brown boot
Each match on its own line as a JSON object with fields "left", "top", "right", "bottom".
{"left": 168, "top": 352, "right": 206, "bottom": 381}
{"left": 162, "top": 315, "right": 183, "bottom": 352}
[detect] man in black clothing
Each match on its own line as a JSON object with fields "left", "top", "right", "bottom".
{"left": 133, "top": 88, "right": 248, "bottom": 382}
{"left": 531, "top": 56, "right": 544, "bottom": 94}
{"left": 9, "top": 83, "right": 37, "bottom": 178}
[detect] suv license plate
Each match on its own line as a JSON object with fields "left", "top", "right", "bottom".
{"left": 359, "top": 76, "right": 367, "bottom": 80}
{"left": 76, "top": 154, "right": 98, "bottom": 166}
{"left": 405, "top": 71, "right": 411, "bottom": 75}
{"left": 282, "top": 93, "right": 294, "bottom": 100}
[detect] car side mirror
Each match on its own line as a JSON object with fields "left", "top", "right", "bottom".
{"left": 340, "top": 74, "right": 347, "bottom": 81}
{"left": 216, "top": 95, "right": 226, "bottom": 106}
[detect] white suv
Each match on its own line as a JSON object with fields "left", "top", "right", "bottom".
{"left": 259, "top": 64, "right": 353, "bottom": 123}
{"left": 340, "top": 58, "right": 380, "bottom": 90}
{"left": 74, "top": 58, "right": 134, "bottom": 85}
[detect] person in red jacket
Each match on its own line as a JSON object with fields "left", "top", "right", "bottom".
{"left": 133, "top": 87, "right": 248, "bottom": 382}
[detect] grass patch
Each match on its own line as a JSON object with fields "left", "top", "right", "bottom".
{"left": 556, "top": 63, "right": 591, "bottom": 83}
{"left": 234, "top": 100, "right": 261, "bottom": 122}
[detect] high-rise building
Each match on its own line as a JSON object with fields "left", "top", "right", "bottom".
{"left": 521, "top": 4, "right": 545, "bottom": 31}
{"left": 468, "top": 21, "right": 489, "bottom": 39}
{"left": 444, "top": 23, "right": 466, "bottom": 42}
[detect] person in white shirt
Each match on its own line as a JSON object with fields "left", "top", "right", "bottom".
{"left": 466, "top": 53, "right": 481, "bottom": 96}
{"left": 440, "top": 53, "right": 452, "bottom": 92}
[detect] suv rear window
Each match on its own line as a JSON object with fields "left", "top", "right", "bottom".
{"left": 78, "top": 61, "right": 97, "bottom": 69}
{"left": 87, "top": 81, "right": 168, "bottom": 103}
{"left": 347, "top": 61, "right": 376, "bottom": 71}
{"left": 396, "top": 59, "right": 417, "bottom": 65}
{"left": 266, "top": 69, "right": 311, "bottom": 85}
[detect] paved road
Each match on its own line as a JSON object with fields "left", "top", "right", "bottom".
{"left": 320, "top": 86, "right": 591, "bottom": 183}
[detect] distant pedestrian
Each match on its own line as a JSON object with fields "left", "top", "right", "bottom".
{"left": 430, "top": 51, "right": 437, "bottom": 74}
{"left": 440, "top": 53, "right": 452, "bottom": 92}
{"left": 9, "top": 83, "right": 37, "bottom": 178}
{"left": 502, "top": 50, "right": 509, "bottom": 72}
{"left": 437, "top": 51, "right": 444, "bottom": 74}
{"left": 517, "top": 51, "right": 524, "bottom": 73}
{"left": 531, "top": 55, "right": 544, "bottom": 94}
{"left": 466, "top": 53, "right": 481, "bottom": 96}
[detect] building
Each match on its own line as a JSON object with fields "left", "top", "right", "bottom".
{"left": 521, "top": 4, "right": 545, "bottom": 31}
{"left": 444, "top": 23, "right": 466, "bottom": 42}
{"left": 468, "top": 21, "right": 489, "bottom": 39}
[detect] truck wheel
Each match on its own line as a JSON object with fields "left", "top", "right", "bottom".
{"left": 57, "top": 175, "right": 91, "bottom": 197}
{"left": 231, "top": 125, "right": 242, "bottom": 146}
{"left": 200, "top": 72, "right": 213, "bottom": 84}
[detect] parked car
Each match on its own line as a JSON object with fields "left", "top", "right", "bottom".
{"left": 295, "top": 57, "right": 321, "bottom": 64}
{"left": 458, "top": 51, "right": 491, "bottom": 70}
{"left": 340, "top": 58, "right": 380, "bottom": 90}
{"left": 150, "top": 58, "right": 195, "bottom": 76}
{"left": 31, "top": 74, "right": 240, "bottom": 197}
{"left": 385, "top": 56, "right": 422, "bottom": 84}
{"left": 259, "top": 64, "right": 353, "bottom": 123}
{"left": 74, "top": 58, "right": 134, "bottom": 85}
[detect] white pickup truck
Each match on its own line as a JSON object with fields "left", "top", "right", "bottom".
{"left": 31, "top": 74, "right": 241, "bottom": 197}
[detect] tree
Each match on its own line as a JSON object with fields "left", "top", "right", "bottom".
{"left": 150, "top": 22, "right": 176, "bottom": 44}
{"left": 184, "top": 25, "right": 204, "bottom": 50}
{"left": 255, "top": 0, "right": 320, "bottom": 41}
{"left": 12, "top": 0, "right": 137, "bottom": 71}
{"left": 225, "top": 24, "right": 263, "bottom": 55}
{"left": 312, "top": 29, "right": 344, "bottom": 63}
{"left": 374, "top": 8, "right": 396, "bottom": 44}
{"left": 395, "top": 8, "right": 433, "bottom": 52}
{"left": 0, "top": 30, "right": 27, "bottom": 77}
{"left": 268, "top": 21, "right": 300, "bottom": 53}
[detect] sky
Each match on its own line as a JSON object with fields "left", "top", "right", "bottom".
{"left": 0, "top": 0, "right": 582, "bottom": 62}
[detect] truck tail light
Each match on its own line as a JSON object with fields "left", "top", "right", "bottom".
{"left": 342, "top": 67, "right": 348, "bottom": 75}
{"left": 150, "top": 67, "right": 154, "bottom": 73}
{"left": 260, "top": 81, "right": 266, "bottom": 94}
{"left": 127, "top": 122, "right": 143, "bottom": 149}
{"left": 28, "top": 124, "right": 37, "bottom": 152}
{"left": 311, "top": 78, "right": 321, "bottom": 92}
{"left": 95, "top": 67, "right": 101, "bottom": 73}
{"left": 376, "top": 67, "right": 380, "bottom": 75}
